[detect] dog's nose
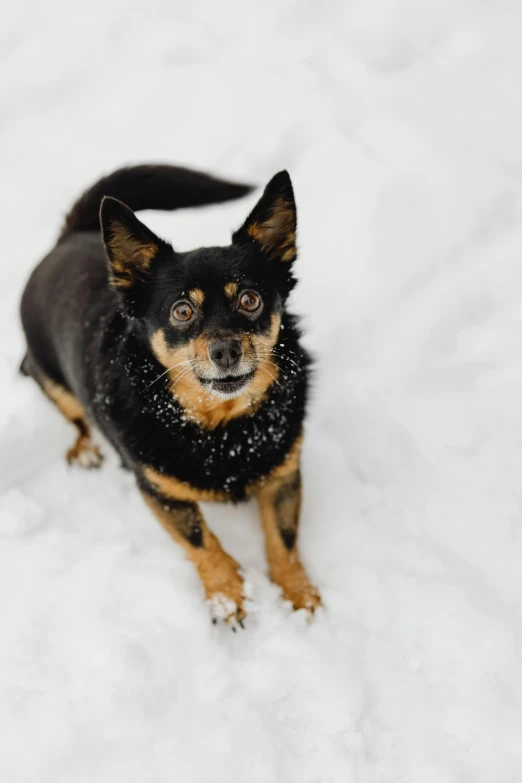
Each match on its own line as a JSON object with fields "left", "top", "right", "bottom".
{"left": 209, "top": 338, "right": 243, "bottom": 371}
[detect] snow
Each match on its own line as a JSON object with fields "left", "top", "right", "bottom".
{"left": 1, "top": 1, "right": 522, "bottom": 780}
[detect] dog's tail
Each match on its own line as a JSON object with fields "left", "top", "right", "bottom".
{"left": 59, "top": 164, "right": 253, "bottom": 240}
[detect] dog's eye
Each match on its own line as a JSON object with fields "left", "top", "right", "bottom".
{"left": 239, "top": 291, "right": 261, "bottom": 313}
{"left": 171, "top": 301, "right": 194, "bottom": 322}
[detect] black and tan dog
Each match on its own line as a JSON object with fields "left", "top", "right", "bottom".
{"left": 20, "top": 164, "right": 321, "bottom": 626}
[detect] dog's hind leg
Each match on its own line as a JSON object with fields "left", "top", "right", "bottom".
{"left": 43, "top": 378, "right": 103, "bottom": 468}
{"left": 22, "top": 355, "right": 103, "bottom": 468}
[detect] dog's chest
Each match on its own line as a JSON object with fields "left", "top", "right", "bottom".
{"left": 97, "top": 322, "right": 309, "bottom": 500}
{"left": 134, "top": 383, "right": 304, "bottom": 500}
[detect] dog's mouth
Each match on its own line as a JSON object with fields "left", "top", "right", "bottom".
{"left": 198, "top": 371, "right": 255, "bottom": 398}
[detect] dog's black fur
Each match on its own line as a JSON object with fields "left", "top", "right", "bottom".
{"left": 20, "top": 164, "right": 318, "bottom": 623}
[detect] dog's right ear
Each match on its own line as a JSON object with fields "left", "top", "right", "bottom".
{"left": 100, "top": 197, "right": 161, "bottom": 291}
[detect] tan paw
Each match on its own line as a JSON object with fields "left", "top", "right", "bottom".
{"left": 208, "top": 592, "right": 246, "bottom": 630}
{"left": 283, "top": 581, "right": 322, "bottom": 613}
{"left": 204, "top": 564, "right": 247, "bottom": 630}
{"left": 67, "top": 437, "right": 104, "bottom": 469}
{"left": 271, "top": 561, "right": 323, "bottom": 614}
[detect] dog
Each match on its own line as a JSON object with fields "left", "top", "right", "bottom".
{"left": 20, "top": 163, "right": 321, "bottom": 627}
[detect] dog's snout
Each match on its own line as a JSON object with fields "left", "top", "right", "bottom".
{"left": 209, "top": 338, "right": 243, "bottom": 371}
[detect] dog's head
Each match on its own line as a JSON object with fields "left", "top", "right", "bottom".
{"left": 100, "top": 172, "right": 298, "bottom": 417}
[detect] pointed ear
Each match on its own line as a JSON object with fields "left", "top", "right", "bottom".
{"left": 232, "top": 171, "right": 297, "bottom": 263}
{"left": 100, "top": 196, "right": 161, "bottom": 290}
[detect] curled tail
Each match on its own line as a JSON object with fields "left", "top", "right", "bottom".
{"left": 59, "top": 164, "right": 253, "bottom": 240}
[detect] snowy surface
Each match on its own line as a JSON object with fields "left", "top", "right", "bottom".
{"left": 1, "top": 1, "right": 522, "bottom": 780}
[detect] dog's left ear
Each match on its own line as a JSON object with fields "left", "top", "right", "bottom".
{"left": 232, "top": 171, "right": 297, "bottom": 263}
{"left": 100, "top": 196, "right": 161, "bottom": 290}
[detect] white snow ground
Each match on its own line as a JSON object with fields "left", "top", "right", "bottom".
{"left": 1, "top": 1, "right": 522, "bottom": 780}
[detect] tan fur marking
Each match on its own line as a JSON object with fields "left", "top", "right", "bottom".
{"left": 256, "top": 451, "right": 322, "bottom": 612}
{"left": 188, "top": 288, "right": 205, "bottom": 307}
{"left": 150, "top": 329, "right": 185, "bottom": 369}
{"left": 66, "top": 436, "right": 103, "bottom": 468}
{"left": 142, "top": 492, "right": 245, "bottom": 622}
{"left": 42, "top": 378, "right": 85, "bottom": 421}
{"left": 249, "top": 312, "right": 281, "bottom": 400}
{"left": 259, "top": 496, "right": 322, "bottom": 611}
{"left": 107, "top": 225, "right": 158, "bottom": 288}
{"left": 142, "top": 466, "right": 228, "bottom": 503}
{"left": 149, "top": 313, "right": 281, "bottom": 430}
{"left": 109, "top": 274, "right": 132, "bottom": 288}
{"left": 280, "top": 244, "right": 297, "bottom": 263}
{"left": 224, "top": 282, "right": 238, "bottom": 300}
{"left": 40, "top": 377, "right": 103, "bottom": 467}
{"left": 246, "top": 197, "right": 296, "bottom": 262}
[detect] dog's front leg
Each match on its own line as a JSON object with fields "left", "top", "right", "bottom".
{"left": 140, "top": 487, "right": 246, "bottom": 627}
{"left": 256, "top": 471, "right": 322, "bottom": 613}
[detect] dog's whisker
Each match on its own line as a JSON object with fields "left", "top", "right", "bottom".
{"left": 257, "top": 346, "right": 301, "bottom": 361}
{"left": 258, "top": 358, "right": 287, "bottom": 380}
{"left": 167, "top": 366, "right": 193, "bottom": 394}
{"left": 259, "top": 349, "right": 302, "bottom": 371}
{"left": 170, "top": 364, "right": 192, "bottom": 382}
{"left": 256, "top": 360, "right": 283, "bottom": 388}
{"left": 172, "top": 367, "right": 193, "bottom": 386}
{"left": 255, "top": 355, "right": 291, "bottom": 382}
{"left": 274, "top": 345, "right": 301, "bottom": 356}
{"left": 144, "top": 360, "right": 191, "bottom": 390}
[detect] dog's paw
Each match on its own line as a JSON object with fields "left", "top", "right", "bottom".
{"left": 285, "top": 582, "right": 323, "bottom": 615}
{"left": 206, "top": 569, "right": 247, "bottom": 630}
{"left": 271, "top": 561, "right": 323, "bottom": 616}
{"left": 208, "top": 593, "right": 246, "bottom": 631}
{"left": 67, "top": 437, "right": 104, "bottom": 469}
{"left": 201, "top": 552, "right": 248, "bottom": 630}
